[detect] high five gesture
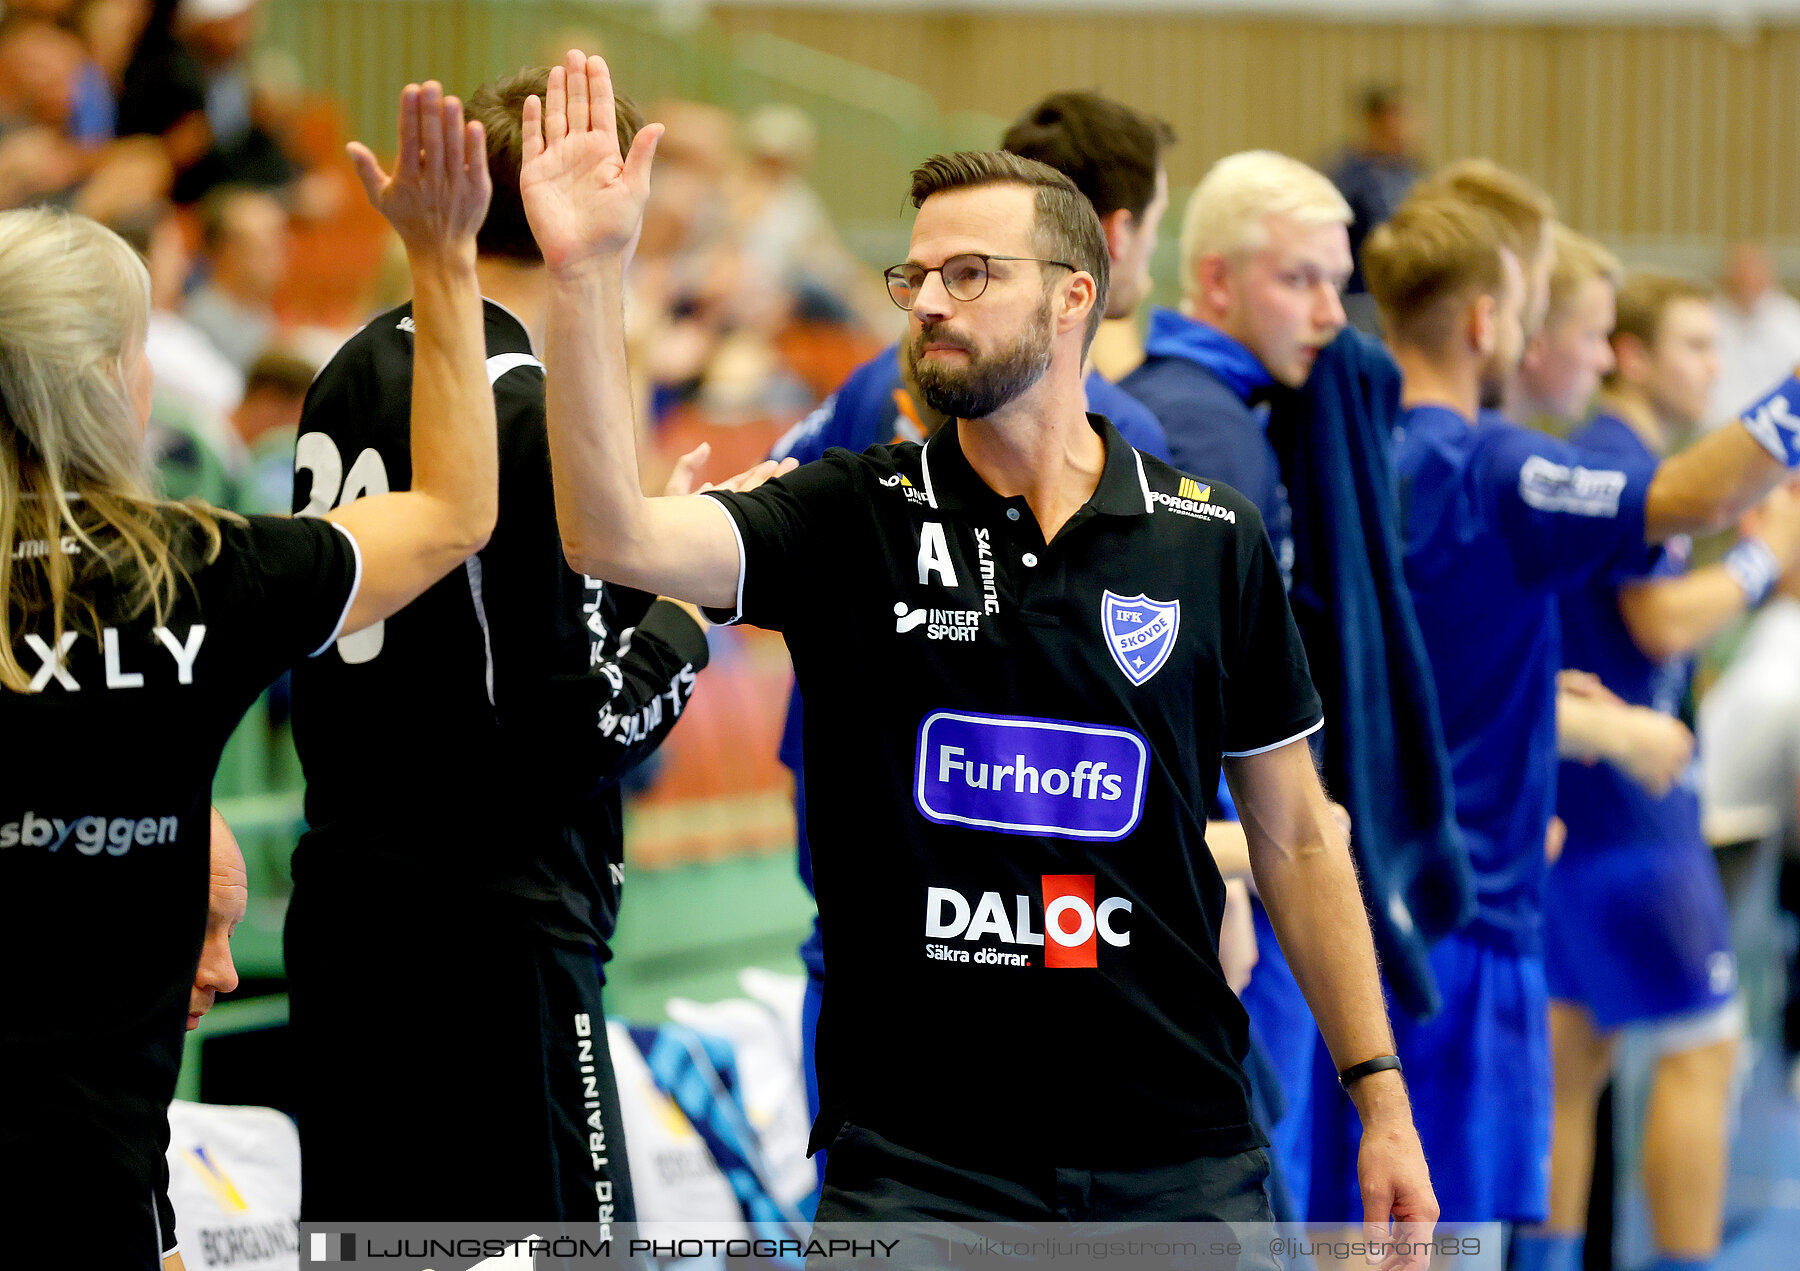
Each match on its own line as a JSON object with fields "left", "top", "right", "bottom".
{"left": 529, "top": 49, "right": 748, "bottom": 609}
{"left": 521, "top": 51, "right": 664, "bottom": 275}
{"left": 347, "top": 81, "right": 491, "bottom": 263}
{"left": 316, "top": 80, "right": 497, "bottom": 635}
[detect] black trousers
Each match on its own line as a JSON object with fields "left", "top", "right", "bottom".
{"left": 811, "top": 1122, "right": 1277, "bottom": 1269}
{"left": 286, "top": 885, "right": 635, "bottom": 1228}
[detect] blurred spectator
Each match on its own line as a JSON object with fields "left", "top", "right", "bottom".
{"left": 185, "top": 182, "right": 289, "bottom": 371}
{"left": 735, "top": 102, "right": 885, "bottom": 332}
{"left": 105, "top": 197, "right": 243, "bottom": 420}
{"left": 72, "top": 0, "right": 152, "bottom": 121}
{"left": 1324, "top": 84, "right": 1424, "bottom": 329}
{"left": 630, "top": 98, "right": 814, "bottom": 421}
{"left": 0, "top": 11, "right": 89, "bottom": 203}
{"left": 0, "top": 0, "right": 119, "bottom": 145}
{"left": 116, "top": 0, "right": 297, "bottom": 204}
{"left": 230, "top": 345, "right": 311, "bottom": 514}
{"left": 1708, "top": 242, "right": 1800, "bottom": 428}
{"left": 59, "top": 0, "right": 148, "bottom": 145}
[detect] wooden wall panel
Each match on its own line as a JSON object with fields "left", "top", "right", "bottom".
{"left": 713, "top": 7, "right": 1800, "bottom": 242}
{"left": 264, "top": 3, "right": 1800, "bottom": 244}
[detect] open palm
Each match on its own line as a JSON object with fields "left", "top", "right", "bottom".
{"left": 520, "top": 50, "right": 663, "bottom": 275}
{"left": 347, "top": 81, "right": 490, "bottom": 254}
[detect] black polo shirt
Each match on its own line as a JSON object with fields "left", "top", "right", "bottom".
{"left": 704, "top": 414, "right": 1321, "bottom": 1170}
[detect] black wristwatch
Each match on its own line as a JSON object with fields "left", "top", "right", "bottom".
{"left": 1338, "top": 1054, "right": 1403, "bottom": 1088}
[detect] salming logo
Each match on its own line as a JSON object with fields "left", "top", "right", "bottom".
{"left": 10, "top": 536, "right": 79, "bottom": 560}
{"left": 596, "top": 663, "right": 697, "bottom": 745}
{"left": 974, "top": 528, "right": 999, "bottom": 614}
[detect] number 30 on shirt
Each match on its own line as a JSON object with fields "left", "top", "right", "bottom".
{"left": 295, "top": 431, "right": 388, "bottom": 664}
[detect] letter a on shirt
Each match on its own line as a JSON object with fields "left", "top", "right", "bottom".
{"left": 917, "top": 521, "right": 959, "bottom": 587}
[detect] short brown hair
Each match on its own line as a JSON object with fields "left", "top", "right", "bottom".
{"left": 1001, "top": 92, "right": 1174, "bottom": 222}
{"left": 468, "top": 66, "right": 642, "bottom": 264}
{"left": 1364, "top": 191, "right": 1508, "bottom": 353}
{"left": 244, "top": 348, "right": 318, "bottom": 400}
{"left": 1419, "top": 158, "right": 1554, "bottom": 263}
{"left": 1603, "top": 271, "right": 1710, "bottom": 389}
{"left": 909, "top": 150, "right": 1109, "bottom": 346}
{"left": 1546, "top": 225, "right": 1622, "bottom": 327}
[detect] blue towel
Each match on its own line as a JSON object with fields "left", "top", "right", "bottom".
{"left": 1269, "top": 327, "right": 1473, "bottom": 1018}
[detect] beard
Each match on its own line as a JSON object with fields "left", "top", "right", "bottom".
{"left": 908, "top": 295, "right": 1055, "bottom": 421}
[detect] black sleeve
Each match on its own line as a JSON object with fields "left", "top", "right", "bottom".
{"left": 1220, "top": 505, "right": 1324, "bottom": 757}
{"left": 477, "top": 366, "right": 710, "bottom": 792}
{"left": 205, "top": 514, "right": 360, "bottom": 678}
{"left": 516, "top": 598, "right": 711, "bottom": 795}
{"left": 156, "top": 1187, "right": 176, "bottom": 1256}
{"left": 701, "top": 449, "right": 864, "bottom": 630}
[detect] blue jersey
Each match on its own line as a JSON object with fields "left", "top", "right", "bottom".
{"left": 771, "top": 346, "right": 1170, "bottom": 978}
{"left": 1555, "top": 415, "right": 1701, "bottom": 855}
{"left": 1395, "top": 405, "right": 1657, "bottom": 952}
{"left": 1121, "top": 311, "right": 1293, "bottom": 585}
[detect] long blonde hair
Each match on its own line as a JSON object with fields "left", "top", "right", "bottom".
{"left": 0, "top": 207, "right": 233, "bottom": 693}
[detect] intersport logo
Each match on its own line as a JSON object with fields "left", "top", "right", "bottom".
{"left": 924, "top": 875, "right": 1130, "bottom": 969}
{"left": 913, "top": 710, "right": 1147, "bottom": 840}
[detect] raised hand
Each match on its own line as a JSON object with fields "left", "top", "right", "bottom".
{"left": 520, "top": 49, "right": 663, "bottom": 277}
{"left": 347, "top": 82, "right": 490, "bottom": 258}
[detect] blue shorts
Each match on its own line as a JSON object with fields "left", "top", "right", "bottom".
{"left": 1543, "top": 840, "right": 1736, "bottom": 1030}
{"left": 1239, "top": 897, "right": 1319, "bottom": 1217}
{"left": 1307, "top": 929, "right": 1551, "bottom": 1226}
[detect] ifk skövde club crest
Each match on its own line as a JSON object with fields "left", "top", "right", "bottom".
{"left": 1101, "top": 591, "right": 1180, "bottom": 687}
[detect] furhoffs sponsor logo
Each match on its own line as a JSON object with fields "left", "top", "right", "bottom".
{"left": 913, "top": 710, "right": 1147, "bottom": 841}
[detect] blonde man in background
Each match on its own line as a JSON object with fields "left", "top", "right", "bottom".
{"left": 1510, "top": 225, "right": 1623, "bottom": 431}
{"left": 1417, "top": 157, "right": 1557, "bottom": 339}
{"left": 1119, "top": 151, "right": 1355, "bottom": 1217}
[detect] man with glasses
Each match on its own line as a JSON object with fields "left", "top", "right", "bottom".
{"left": 765, "top": 95, "right": 1173, "bottom": 1186}
{"left": 523, "top": 51, "right": 1436, "bottom": 1243}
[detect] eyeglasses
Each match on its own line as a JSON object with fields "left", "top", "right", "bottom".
{"left": 883, "top": 253, "right": 1075, "bottom": 310}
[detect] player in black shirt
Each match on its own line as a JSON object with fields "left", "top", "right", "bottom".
{"left": 0, "top": 84, "right": 497, "bottom": 1269}
{"left": 520, "top": 53, "right": 1436, "bottom": 1249}
{"left": 284, "top": 65, "right": 711, "bottom": 1228}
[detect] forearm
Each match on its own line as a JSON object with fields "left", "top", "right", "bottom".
{"left": 1557, "top": 691, "right": 1616, "bottom": 763}
{"left": 407, "top": 245, "right": 496, "bottom": 551}
{"left": 1646, "top": 424, "right": 1784, "bottom": 541}
{"left": 1618, "top": 565, "right": 1753, "bottom": 663}
{"left": 1249, "top": 820, "right": 1395, "bottom": 1073}
{"left": 1206, "top": 819, "right": 1251, "bottom": 877}
{"left": 544, "top": 262, "right": 655, "bottom": 579}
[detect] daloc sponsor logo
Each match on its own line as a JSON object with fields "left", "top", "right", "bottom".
{"left": 913, "top": 710, "right": 1147, "bottom": 840}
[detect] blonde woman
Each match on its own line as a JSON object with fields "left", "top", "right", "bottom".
{"left": 0, "top": 83, "right": 495, "bottom": 1267}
